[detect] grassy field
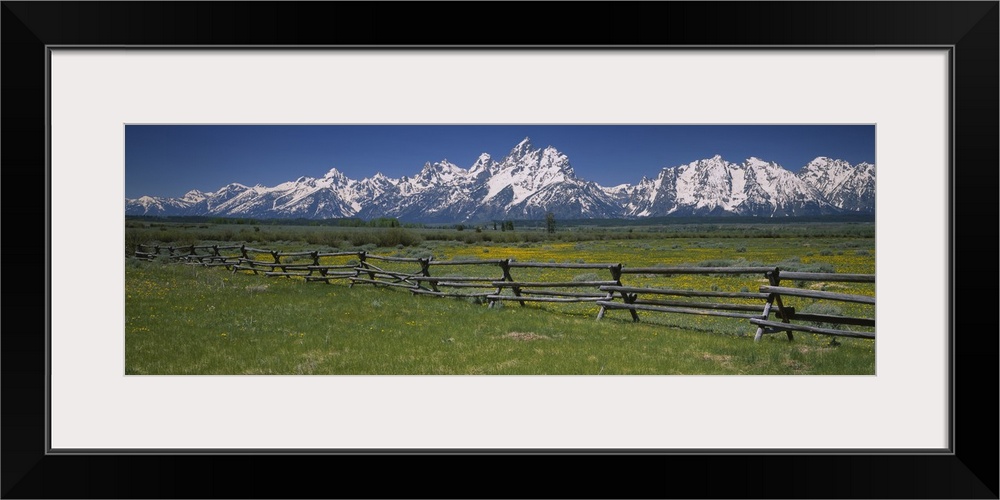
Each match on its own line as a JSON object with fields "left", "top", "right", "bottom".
{"left": 124, "top": 220, "right": 876, "bottom": 375}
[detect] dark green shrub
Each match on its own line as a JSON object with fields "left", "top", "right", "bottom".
{"left": 124, "top": 230, "right": 145, "bottom": 257}
{"left": 697, "top": 259, "right": 736, "bottom": 267}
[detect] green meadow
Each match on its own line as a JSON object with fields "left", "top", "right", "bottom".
{"left": 124, "top": 219, "right": 876, "bottom": 375}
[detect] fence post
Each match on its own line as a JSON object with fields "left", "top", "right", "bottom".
{"left": 755, "top": 267, "right": 793, "bottom": 341}
{"left": 598, "top": 265, "right": 617, "bottom": 320}
{"left": 270, "top": 250, "right": 285, "bottom": 273}
{"left": 489, "top": 259, "right": 520, "bottom": 307}
{"left": 310, "top": 251, "right": 320, "bottom": 277}
{"left": 419, "top": 257, "right": 438, "bottom": 292}
{"left": 597, "top": 264, "right": 639, "bottom": 322}
{"left": 501, "top": 259, "right": 525, "bottom": 306}
{"left": 617, "top": 263, "right": 637, "bottom": 323}
{"left": 352, "top": 251, "right": 374, "bottom": 288}
{"left": 771, "top": 268, "right": 794, "bottom": 341}
{"left": 235, "top": 245, "right": 249, "bottom": 274}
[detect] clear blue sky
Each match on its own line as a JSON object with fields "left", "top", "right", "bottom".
{"left": 125, "top": 125, "right": 875, "bottom": 199}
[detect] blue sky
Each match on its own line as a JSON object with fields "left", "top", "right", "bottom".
{"left": 125, "top": 125, "right": 875, "bottom": 199}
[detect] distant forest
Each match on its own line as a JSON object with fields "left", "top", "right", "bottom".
{"left": 124, "top": 213, "right": 876, "bottom": 229}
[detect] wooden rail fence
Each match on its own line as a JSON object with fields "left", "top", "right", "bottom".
{"left": 750, "top": 270, "right": 876, "bottom": 341}
{"left": 135, "top": 244, "right": 875, "bottom": 342}
{"left": 597, "top": 267, "right": 786, "bottom": 324}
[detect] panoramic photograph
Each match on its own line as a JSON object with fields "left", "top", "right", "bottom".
{"left": 124, "top": 124, "right": 876, "bottom": 375}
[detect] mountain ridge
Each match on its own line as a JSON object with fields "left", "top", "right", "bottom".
{"left": 126, "top": 138, "right": 875, "bottom": 222}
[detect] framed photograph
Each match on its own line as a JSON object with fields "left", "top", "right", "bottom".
{"left": 5, "top": 2, "right": 996, "bottom": 498}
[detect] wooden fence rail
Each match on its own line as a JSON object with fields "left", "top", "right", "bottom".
{"left": 134, "top": 244, "right": 874, "bottom": 342}
{"left": 619, "top": 266, "right": 776, "bottom": 275}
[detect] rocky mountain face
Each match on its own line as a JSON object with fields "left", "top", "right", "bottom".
{"left": 796, "top": 157, "right": 876, "bottom": 213}
{"left": 126, "top": 137, "right": 875, "bottom": 222}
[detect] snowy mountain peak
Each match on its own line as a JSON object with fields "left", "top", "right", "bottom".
{"left": 218, "top": 182, "right": 248, "bottom": 192}
{"left": 539, "top": 145, "right": 575, "bottom": 177}
{"left": 469, "top": 152, "right": 496, "bottom": 175}
{"left": 324, "top": 167, "right": 348, "bottom": 180}
{"left": 796, "top": 157, "right": 875, "bottom": 213}
{"left": 181, "top": 190, "right": 206, "bottom": 203}
{"left": 745, "top": 157, "right": 781, "bottom": 169}
{"left": 506, "top": 137, "right": 535, "bottom": 157}
{"left": 688, "top": 155, "right": 729, "bottom": 171}
{"left": 424, "top": 159, "right": 461, "bottom": 171}
{"left": 805, "top": 156, "right": 848, "bottom": 168}
{"left": 418, "top": 160, "right": 467, "bottom": 182}
{"left": 320, "top": 168, "right": 355, "bottom": 189}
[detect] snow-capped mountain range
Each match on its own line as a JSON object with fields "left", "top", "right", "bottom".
{"left": 126, "top": 137, "right": 875, "bottom": 222}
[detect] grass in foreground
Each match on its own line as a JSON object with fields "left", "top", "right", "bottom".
{"left": 125, "top": 256, "right": 875, "bottom": 375}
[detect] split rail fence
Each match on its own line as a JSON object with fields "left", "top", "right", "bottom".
{"left": 135, "top": 244, "right": 875, "bottom": 341}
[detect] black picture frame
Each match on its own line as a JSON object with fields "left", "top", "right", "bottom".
{"left": 3, "top": 2, "right": 997, "bottom": 498}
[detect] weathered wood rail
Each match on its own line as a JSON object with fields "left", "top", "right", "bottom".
{"left": 134, "top": 244, "right": 875, "bottom": 342}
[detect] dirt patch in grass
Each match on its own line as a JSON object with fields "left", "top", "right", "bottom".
{"left": 796, "top": 345, "right": 835, "bottom": 355}
{"left": 295, "top": 349, "right": 336, "bottom": 374}
{"left": 241, "top": 367, "right": 276, "bottom": 375}
{"left": 503, "top": 332, "right": 550, "bottom": 342}
{"left": 701, "top": 353, "right": 734, "bottom": 369}
{"left": 783, "top": 357, "right": 810, "bottom": 373}
{"left": 495, "top": 359, "right": 521, "bottom": 370}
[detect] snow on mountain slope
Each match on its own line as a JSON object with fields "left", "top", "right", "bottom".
{"left": 798, "top": 157, "right": 876, "bottom": 212}
{"left": 738, "top": 157, "right": 837, "bottom": 216}
{"left": 675, "top": 155, "right": 744, "bottom": 212}
{"left": 482, "top": 138, "right": 575, "bottom": 207}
